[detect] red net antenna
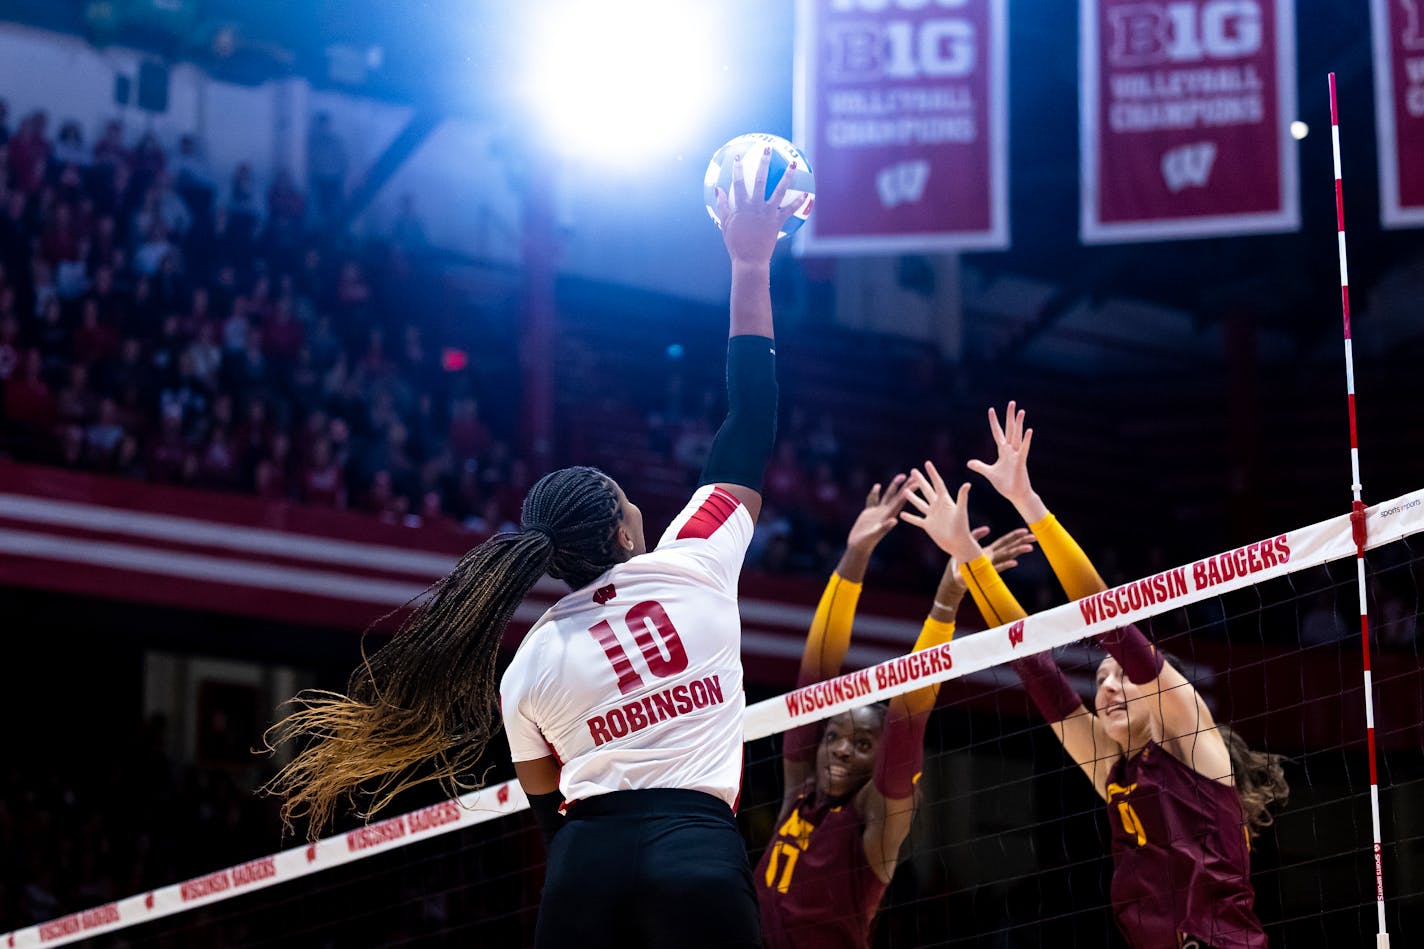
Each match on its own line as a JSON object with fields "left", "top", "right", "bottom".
{"left": 1329, "top": 70, "right": 1390, "bottom": 949}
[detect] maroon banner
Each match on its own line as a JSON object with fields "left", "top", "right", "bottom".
{"left": 1373, "top": 0, "right": 1424, "bottom": 226}
{"left": 1080, "top": 0, "right": 1299, "bottom": 242}
{"left": 793, "top": 0, "right": 1007, "bottom": 253}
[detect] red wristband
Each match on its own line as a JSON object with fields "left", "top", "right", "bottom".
{"left": 1097, "top": 624, "right": 1163, "bottom": 684}
{"left": 872, "top": 706, "right": 927, "bottom": 800}
{"left": 1012, "top": 653, "right": 1082, "bottom": 724}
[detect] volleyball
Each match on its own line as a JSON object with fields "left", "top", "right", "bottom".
{"left": 703, "top": 133, "right": 815, "bottom": 240}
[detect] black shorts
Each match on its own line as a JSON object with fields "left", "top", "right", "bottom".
{"left": 536, "top": 788, "right": 762, "bottom": 949}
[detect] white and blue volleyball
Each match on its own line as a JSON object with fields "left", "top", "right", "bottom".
{"left": 703, "top": 133, "right": 815, "bottom": 240}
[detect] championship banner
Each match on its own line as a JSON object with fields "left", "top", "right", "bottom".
{"left": 793, "top": 0, "right": 1008, "bottom": 254}
{"left": 1372, "top": 0, "right": 1424, "bottom": 226}
{"left": 1080, "top": 0, "right": 1299, "bottom": 243}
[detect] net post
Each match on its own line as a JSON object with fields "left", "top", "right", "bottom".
{"left": 1329, "top": 70, "right": 1389, "bottom": 942}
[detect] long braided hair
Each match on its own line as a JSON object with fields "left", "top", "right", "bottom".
{"left": 263, "top": 466, "right": 626, "bottom": 838}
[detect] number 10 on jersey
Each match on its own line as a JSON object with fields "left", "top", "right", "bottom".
{"left": 587, "top": 600, "right": 689, "bottom": 695}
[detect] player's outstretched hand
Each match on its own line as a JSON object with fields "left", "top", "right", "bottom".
{"left": 846, "top": 474, "right": 909, "bottom": 553}
{"left": 983, "top": 527, "right": 1036, "bottom": 573}
{"left": 715, "top": 147, "right": 806, "bottom": 266}
{"left": 900, "top": 461, "right": 981, "bottom": 563}
{"left": 966, "top": 401, "right": 1037, "bottom": 509}
{"left": 940, "top": 526, "right": 1037, "bottom": 596}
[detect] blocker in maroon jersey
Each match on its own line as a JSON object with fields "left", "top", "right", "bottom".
{"left": 756, "top": 788, "right": 890, "bottom": 949}
{"left": 1107, "top": 741, "right": 1267, "bottom": 948}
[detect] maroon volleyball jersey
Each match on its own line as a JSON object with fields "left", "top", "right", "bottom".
{"left": 1107, "top": 741, "right": 1267, "bottom": 948}
{"left": 755, "top": 788, "right": 889, "bottom": 949}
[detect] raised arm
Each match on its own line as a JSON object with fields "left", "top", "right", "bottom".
{"left": 968, "top": 404, "right": 1231, "bottom": 783}
{"left": 781, "top": 477, "right": 908, "bottom": 804}
{"left": 967, "top": 401, "right": 1104, "bottom": 598}
{"left": 901, "top": 462, "right": 1122, "bottom": 798}
{"left": 701, "top": 148, "right": 807, "bottom": 522}
{"left": 859, "top": 525, "right": 1034, "bottom": 881}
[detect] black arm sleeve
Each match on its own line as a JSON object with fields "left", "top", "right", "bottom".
{"left": 699, "top": 335, "right": 778, "bottom": 491}
{"left": 527, "top": 790, "right": 565, "bottom": 848}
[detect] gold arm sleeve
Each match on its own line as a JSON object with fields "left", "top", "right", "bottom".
{"left": 959, "top": 555, "right": 1029, "bottom": 628}
{"left": 893, "top": 616, "right": 957, "bottom": 717}
{"left": 1029, "top": 512, "right": 1107, "bottom": 601}
{"left": 798, "top": 573, "right": 863, "bottom": 686}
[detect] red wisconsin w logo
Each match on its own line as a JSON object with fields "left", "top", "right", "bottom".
{"left": 593, "top": 584, "right": 617, "bottom": 605}
{"left": 1008, "top": 620, "right": 1025, "bottom": 647}
{"left": 497, "top": 785, "right": 510, "bottom": 805}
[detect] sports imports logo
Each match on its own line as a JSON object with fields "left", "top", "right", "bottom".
{"left": 1161, "top": 141, "right": 1217, "bottom": 192}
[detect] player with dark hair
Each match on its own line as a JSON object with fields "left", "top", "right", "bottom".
{"left": 757, "top": 476, "right": 1034, "bottom": 949}
{"left": 901, "top": 403, "right": 1289, "bottom": 949}
{"left": 265, "top": 149, "right": 803, "bottom": 949}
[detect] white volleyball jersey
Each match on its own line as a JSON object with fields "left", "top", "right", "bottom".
{"left": 500, "top": 484, "right": 753, "bottom": 809}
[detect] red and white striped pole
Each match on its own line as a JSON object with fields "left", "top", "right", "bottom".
{"left": 1328, "top": 71, "right": 1390, "bottom": 949}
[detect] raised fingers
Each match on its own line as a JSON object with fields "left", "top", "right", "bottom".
{"left": 768, "top": 159, "right": 796, "bottom": 211}
{"left": 903, "top": 485, "right": 932, "bottom": 515}
{"left": 865, "top": 482, "right": 882, "bottom": 508}
{"left": 987, "top": 406, "right": 1006, "bottom": 446}
{"left": 924, "top": 460, "right": 949, "bottom": 496}
{"left": 732, "top": 152, "right": 751, "bottom": 208}
{"left": 752, "top": 146, "right": 772, "bottom": 206}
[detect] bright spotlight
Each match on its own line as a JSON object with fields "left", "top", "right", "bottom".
{"left": 1290, "top": 120, "right": 1309, "bottom": 140}
{"left": 526, "top": 1, "right": 720, "bottom": 164}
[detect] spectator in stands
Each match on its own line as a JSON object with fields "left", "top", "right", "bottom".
{"left": 74, "top": 299, "right": 117, "bottom": 365}
{"left": 135, "top": 172, "right": 193, "bottom": 238}
{"left": 40, "top": 202, "right": 81, "bottom": 266}
{"left": 447, "top": 396, "right": 490, "bottom": 463}
{"left": 7, "top": 111, "right": 50, "bottom": 194}
{"left": 172, "top": 134, "right": 215, "bottom": 221}
{"left": 307, "top": 112, "right": 347, "bottom": 229}
{"left": 54, "top": 364, "right": 96, "bottom": 429}
{"left": 52, "top": 120, "right": 87, "bottom": 167}
{"left": 301, "top": 436, "right": 345, "bottom": 508}
{"left": 226, "top": 163, "right": 263, "bottom": 237}
{"left": 1300, "top": 590, "right": 1347, "bottom": 646}
{"left": 92, "top": 119, "right": 128, "bottom": 170}
{"left": 132, "top": 131, "right": 166, "bottom": 189}
{"left": 134, "top": 223, "right": 177, "bottom": 276}
{"left": 1377, "top": 593, "right": 1418, "bottom": 649}
{"left": 0, "top": 314, "right": 20, "bottom": 386}
{"left": 0, "top": 97, "right": 9, "bottom": 145}
{"left": 84, "top": 397, "right": 126, "bottom": 465}
{"left": 4, "top": 350, "right": 54, "bottom": 437}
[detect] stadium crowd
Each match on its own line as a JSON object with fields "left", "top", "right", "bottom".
{"left": 0, "top": 102, "right": 910, "bottom": 578}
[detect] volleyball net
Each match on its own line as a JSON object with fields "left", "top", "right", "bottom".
{"left": 5, "top": 490, "right": 1423, "bottom": 947}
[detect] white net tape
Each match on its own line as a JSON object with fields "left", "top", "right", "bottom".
{"left": 7, "top": 489, "right": 1422, "bottom": 948}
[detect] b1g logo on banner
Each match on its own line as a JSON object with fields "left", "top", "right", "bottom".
{"left": 1371, "top": 0, "right": 1424, "bottom": 227}
{"left": 794, "top": 0, "right": 1008, "bottom": 254}
{"left": 1080, "top": 0, "right": 1300, "bottom": 243}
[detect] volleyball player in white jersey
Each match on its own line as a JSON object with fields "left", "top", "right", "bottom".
{"left": 264, "top": 151, "right": 798, "bottom": 947}
{"left": 502, "top": 149, "right": 800, "bottom": 948}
